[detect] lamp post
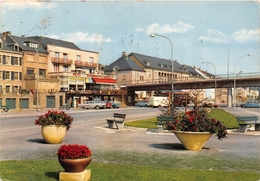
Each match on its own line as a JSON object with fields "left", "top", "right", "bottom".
{"left": 202, "top": 61, "right": 217, "bottom": 105}
{"left": 35, "top": 47, "right": 39, "bottom": 111}
{"left": 233, "top": 53, "right": 252, "bottom": 109}
{"left": 150, "top": 33, "right": 174, "bottom": 116}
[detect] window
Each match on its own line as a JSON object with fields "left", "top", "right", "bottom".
{"left": 0, "top": 55, "right": 2, "bottom": 64}
{"left": 5, "top": 71, "right": 10, "bottom": 79}
{"left": 63, "top": 53, "right": 67, "bottom": 60}
{"left": 5, "top": 85, "right": 10, "bottom": 94}
{"left": 140, "top": 76, "right": 144, "bottom": 81}
{"left": 0, "top": 70, "right": 2, "bottom": 79}
{"left": 14, "top": 45, "right": 19, "bottom": 51}
{"left": 6, "top": 56, "right": 10, "bottom": 65}
{"left": 123, "top": 75, "right": 126, "bottom": 80}
{"left": 55, "top": 52, "right": 59, "bottom": 58}
{"left": 29, "top": 42, "right": 38, "bottom": 49}
{"left": 27, "top": 68, "right": 34, "bottom": 75}
{"left": 14, "top": 85, "right": 19, "bottom": 93}
{"left": 63, "top": 66, "right": 68, "bottom": 72}
{"left": 39, "top": 69, "right": 46, "bottom": 76}
{"left": 14, "top": 57, "right": 19, "bottom": 65}
{"left": 77, "top": 55, "right": 81, "bottom": 61}
{"left": 89, "top": 57, "right": 93, "bottom": 63}
{"left": 14, "top": 72, "right": 19, "bottom": 80}
{"left": 54, "top": 64, "right": 59, "bottom": 72}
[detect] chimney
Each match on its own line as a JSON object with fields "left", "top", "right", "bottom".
{"left": 122, "top": 52, "right": 128, "bottom": 57}
{"left": 3, "top": 31, "right": 11, "bottom": 41}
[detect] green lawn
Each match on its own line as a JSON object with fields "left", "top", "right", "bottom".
{"left": 125, "top": 108, "right": 238, "bottom": 129}
{"left": 1, "top": 151, "right": 259, "bottom": 181}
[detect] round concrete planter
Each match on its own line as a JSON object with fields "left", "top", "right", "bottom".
{"left": 171, "top": 131, "right": 213, "bottom": 151}
{"left": 41, "top": 125, "right": 67, "bottom": 144}
{"left": 58, "top": 157, "right": 92, "bottom": 172}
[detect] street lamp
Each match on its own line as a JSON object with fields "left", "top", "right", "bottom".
{"left": 35, "top": 47, "right": 39, "bottom": 111}
{"left": 233, "top": 53, "right": 252, "bottom": 109}
{"left": 150, "top": 33, "right": 174, "bottom": 116}
{"left": 202, "top": 61, "right": 217, "bottom": 105}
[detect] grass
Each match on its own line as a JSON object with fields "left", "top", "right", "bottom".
{"left": 1, "top": 150, "right": 259, "bottom": 181}
{"left": 125, "top": 108, "right": 238, "bottom": 129}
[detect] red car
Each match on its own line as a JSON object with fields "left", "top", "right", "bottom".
{"left": 105, "top": 101, "right": 120, "bottom": 109}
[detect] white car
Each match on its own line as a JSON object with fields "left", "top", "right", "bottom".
{"left": 78, "top": 101, "right": 106, "bottom": 109}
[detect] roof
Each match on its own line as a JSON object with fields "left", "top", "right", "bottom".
{"left": 8, "top": 34, "right": 48, "bottom": 53}
{"left": 129, "top": 53, "right": 195, "bottom": 74}
{"left": 92, "top": 77, "right": 117, "bottom": 85}
{"left": 104, "top": 55, "right": 145, "bottom": 72}
{"left": 28, "top": 36, "right": 81, "bottom": 50}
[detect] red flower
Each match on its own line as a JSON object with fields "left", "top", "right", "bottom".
{"left": 57, "top": 144, "right": 92, "bottom": 159}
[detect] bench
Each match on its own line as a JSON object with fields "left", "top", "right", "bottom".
{"left": 106, "top": 113, "right": 126, "bottom": 130}
{"left": 156, "top": 116, "right": 175, "bottom": 126}
{"left": 0, "top": 105, "right": 9, "bottom": 112}
{"left": 236, "top": 116, "right": 260, "bottom": 133}
{"left": 156, "top": 116, "right": 175, "bottom": 133}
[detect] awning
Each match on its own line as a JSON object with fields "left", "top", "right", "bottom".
{"left": 92, "top": 78, "right": 117, "bottom": 85}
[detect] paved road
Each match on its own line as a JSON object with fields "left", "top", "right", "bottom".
{"left": 0, "top": 106, "right": 259, "bottom": 167}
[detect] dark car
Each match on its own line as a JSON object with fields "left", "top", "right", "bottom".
{"left": 240, "top": 102, "right": 260, "bottom": 108}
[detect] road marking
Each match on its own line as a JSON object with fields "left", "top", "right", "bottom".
{"left": 0, "top": 126, "right": 37, "bottom": 133}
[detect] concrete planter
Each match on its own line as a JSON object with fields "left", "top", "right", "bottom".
{"left": 41, "top": 125, "right": 66, "bottom": 144}
{"left": 171, "top": 131, "right": 213, "bottom": 151}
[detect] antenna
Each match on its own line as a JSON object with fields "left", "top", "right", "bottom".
{"left": 20, "top": 22, "right": 23, "bottom": 36}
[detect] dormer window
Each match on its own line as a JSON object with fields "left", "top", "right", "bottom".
{"left": 29, "top": 42, "right": 38, "bottom": 49}
{"left": 14, "top": 43, "right": 19, "bottom": 51}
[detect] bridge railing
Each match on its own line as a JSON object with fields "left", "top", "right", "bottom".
{"left": 121, "top": 72, "right": 260, "bottom": 87}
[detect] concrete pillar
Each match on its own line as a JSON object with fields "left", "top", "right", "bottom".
{"left": 227, "top": 88, "right": 232, "bottom": 107}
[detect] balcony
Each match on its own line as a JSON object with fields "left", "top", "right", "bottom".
{"left": 51, "top": 57, "right": 73, "bottom": 65}
{"left": 74, "top": 61, "right": 98, "bottom": 68}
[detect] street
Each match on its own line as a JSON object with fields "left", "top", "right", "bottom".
{"left": 0, "top": 106, "right": 259, "bottom": 164}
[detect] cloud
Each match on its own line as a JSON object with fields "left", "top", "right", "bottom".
{"left": 199, "top": 28, "right": 259, "bottom": 44}
{"left": 2, "top": 2, "right": 56, "bottom": 11}
{"left": 146, "top": 21, "right": 194, "bottom": 34}
{"left": 231, "top": 28, "right": 260, "bottom": 43}
{"left": 199, "top": 29, "right": 229, "bottom": 44}
{"left": 49, "top": 32, "right": 112, "bottom": 44}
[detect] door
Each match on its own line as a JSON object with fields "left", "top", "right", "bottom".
{"left": 20, "top": 98, "right": 29, "bottom": 109}
{"left": 46, "top": 96, "right": 55, "bottom": 108}
{"left": 6, "top": 98, "right": 16, "bottom": 109}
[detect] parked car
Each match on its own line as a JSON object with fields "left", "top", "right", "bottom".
{"left": 105, "top": 101, "right": 120, "bottom": 109}
{"left": 78, "top": 101, "right": 106, "bottom": 109}
{"left": 240, "top": 102, "right": 260, "bottom": 108}
{"left": 135, "top": 101, "right": 149, "bottom": 107}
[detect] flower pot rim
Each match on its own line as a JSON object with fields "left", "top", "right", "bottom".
{"left": 58, "top": 156, "right": 92, "bottom": 160}
{"left": 170, "top": 130, "right": 212, "bottom": 135}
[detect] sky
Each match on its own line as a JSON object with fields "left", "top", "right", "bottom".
{"left": 1, "top": 0, "right": 259, "bottom": 75}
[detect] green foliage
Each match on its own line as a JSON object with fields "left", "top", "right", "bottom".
{"left": 166, "top": 111, "right": 228, "bottom": 140}
{"left": 34, "top": 110, "right": 73, "bottom": 131}
{"left": 125, "top": 108, "right": 238, "bottom": 130}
